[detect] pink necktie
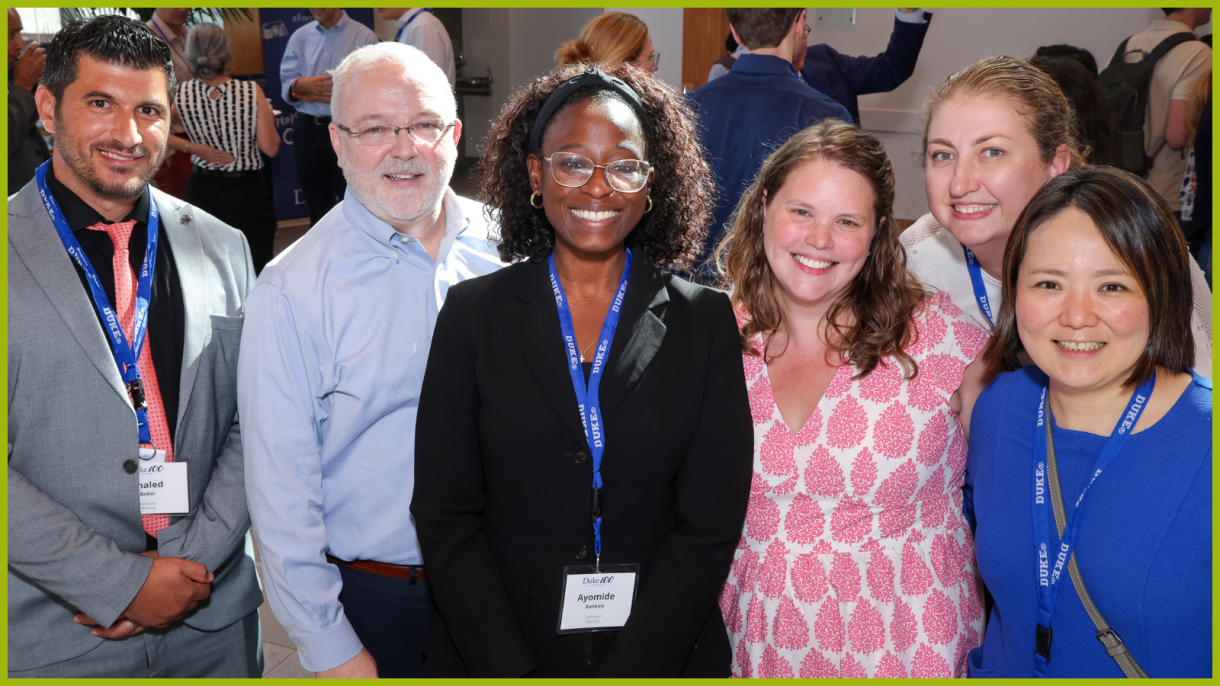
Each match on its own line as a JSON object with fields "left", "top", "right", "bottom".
{"left": 88, "top": 221, "right": 175, "bottom": 537}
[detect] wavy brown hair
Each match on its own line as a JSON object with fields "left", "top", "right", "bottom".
{"left": 477, "top": 61, "right": 715, "bottom": 267}
{"left": 921, "top": 55, "right": 1086, "bottom": 171}
{"left": 717, "top": 120, "right": 926, "bottom": 378}
{"left": 555, "top": 12, "right": 648, "bottom": 66}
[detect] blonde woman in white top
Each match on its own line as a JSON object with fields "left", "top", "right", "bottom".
{"left": 901, "top": 55, "right": 1211, "bottom": 377}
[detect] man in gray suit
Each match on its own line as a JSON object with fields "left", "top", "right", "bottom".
{"left": 7, "top": 15, "right": 262, "bottom": 677}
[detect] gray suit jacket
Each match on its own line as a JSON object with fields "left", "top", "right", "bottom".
{"left": 7, "top": 180, "right": 263, "bottom": 672}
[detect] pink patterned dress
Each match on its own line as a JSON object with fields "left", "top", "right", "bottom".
{"left": 722, "top": 292, "right": 988, "bottom": 678}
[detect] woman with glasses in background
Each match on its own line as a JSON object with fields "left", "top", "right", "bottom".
{"left": 412, "top": 63, "right": 753, "bottom": 677}
{"left": 556, "top": 12, "right": 661, "bottom": 74}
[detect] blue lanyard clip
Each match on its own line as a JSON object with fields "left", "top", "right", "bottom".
{"left": 1035, "top": 625, "right": 1053, "bottom": 662}
{"left": 127, "top": 378, "right": 147, "bottom": 410}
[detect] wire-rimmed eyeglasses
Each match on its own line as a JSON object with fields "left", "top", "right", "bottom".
{"left": 543, "top": 152, "right": 652, "bottom": 193}
{"left": 334, "top": 120, "right": 456, "bottom": 146}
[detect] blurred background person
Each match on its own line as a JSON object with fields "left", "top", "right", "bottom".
{"left": 1028, "top": 52, "right": 1117, "bottom": 166}
{"left": 413, "top": 63, "right": 751, "bottom": 676}
{"left": 147, "top": 8, "right": 194, "bottom": 198}
{"left": 177, "top": 22, "right": 280, "bottom": 273}
{"left": 8, "top": 6, "right": 48, "bottom": 195}
{"left": 707, "top": 30, "right": 747, "bottom": 82}
{"left": 1176, "top": 68, "right": 1210, "bottom": 259}
{"left": 966, "top": 167, "right": 1211, "bottom": 678}
{"left": 717, "top": 120, "right": 988, "bottom": 678}
{"left": 377, "top": 8, "right": 455, "bottom": 88}
{"left": 1033, "top": 43, "right": 1099, "bottom": 76}
{"left": 280, "top": 8, "right": 378, "bottom": 226}
{"left": 901, "top": 55, "right": 1212, "bottom": 377}
{"left": 555, "top": 12, "right": 659, "bottom": 74}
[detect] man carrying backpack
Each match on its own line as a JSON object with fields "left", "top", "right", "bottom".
{"left": 1100, "top": 8, "right": 1211, "bottom": 216}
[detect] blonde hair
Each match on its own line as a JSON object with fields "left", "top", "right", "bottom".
{"left": 1185, "top": 69, "right": 1211, "bottom": 146}
{"left": 555, "top": 12, "right": 648, "bottom": 66}
{"left": 921, "top": 55, "right": 1086, "bottom": 170}
{"left": 717, "top": 120, "right": 926, "bottom": 379}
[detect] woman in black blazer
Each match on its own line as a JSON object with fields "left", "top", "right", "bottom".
{"left": 412, "top": 63, "right": 754, "bottom": 677}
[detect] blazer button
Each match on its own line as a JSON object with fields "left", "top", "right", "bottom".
{"left": 574, "top": 544, "right": 589, "bottom": 561}
{"left": 574, "top": 450, "right": 589, "bottom": 466}
{"left": 123, "top": 460, "right": 138, "bottom": 474}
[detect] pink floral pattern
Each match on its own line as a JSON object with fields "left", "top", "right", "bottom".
{"left": 726, "top": 293, "right": 985, "bottom": 678}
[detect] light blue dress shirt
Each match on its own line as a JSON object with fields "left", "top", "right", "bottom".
{"left": 238, "top": 188, "right": 505, "bottom": 672}
{"left": 279, "top": 11, "right": 378, "bottom": 117}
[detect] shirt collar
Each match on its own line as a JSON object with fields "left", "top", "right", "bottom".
{"left": 1151, "top": 19, "right": 1194, "bottom": 33}
{"left": 46, "top": 160, "right": 152, "bottom": 232}
{"left": 396, "top": 9, "right": 427, "bottom": 28}
{"left": 342, "top": 186, "right": 469, "bottom": 252}
{"left": 315, "top": 11, "right": 350, "bottom": 34}
{"left": 732, "top": 53, "right": 799, "bottom": 78}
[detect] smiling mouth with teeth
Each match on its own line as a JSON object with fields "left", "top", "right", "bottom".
{"left": 571, "top": 209, "right": 620, "bottom": 221}
{"left": 386, "top": 173, "right": 420, "bottom": 180}
{"left": 953, "top": 204, "right": 997, "bottom": 214}
{"left": 1055, "top": 340, "right": 1105, "bottom": 352}
{"left": 793, "top": 254, "right": 834, "bottom": 270}
{"left": 99, "top": 150, "right": 140, "bottom": 161}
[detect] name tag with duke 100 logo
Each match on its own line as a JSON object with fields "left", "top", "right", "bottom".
{"left": 138, "top": 448, "right": 189, "bottom": 514}
{"left": 557, "top": 563, "right": 639, "bottom": 634}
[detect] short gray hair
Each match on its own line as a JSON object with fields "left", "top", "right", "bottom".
{"left": 331, "top": 42, "right": 455, "bottom": 124}
{"left": 185, "top": 22, "right": 230, "bottom": 80}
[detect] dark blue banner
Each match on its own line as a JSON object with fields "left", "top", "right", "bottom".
{"left": 261, "top": 9, "right": 376, "bottom": 222}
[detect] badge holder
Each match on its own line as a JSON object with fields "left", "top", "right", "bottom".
{"left": 557, "top": 562, "right": 639, "bottom": 634}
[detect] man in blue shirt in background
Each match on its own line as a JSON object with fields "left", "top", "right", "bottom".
{"left": 241, "top": 43, "right": 504, "bottom": 679}
{"left": 688, "top": 8, "right": 852, "bottom": 280}
{"left": 280, "top": 8, "right": 377, "bottom": 225}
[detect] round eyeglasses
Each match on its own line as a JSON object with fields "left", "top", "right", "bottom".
{"left": 543, "top": 152, "right": 652, "bottom": 193}
{"left": 335, "top": 120, "right": 456, "bottom": 147}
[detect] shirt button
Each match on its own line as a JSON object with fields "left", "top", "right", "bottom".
{"left": 574, "top": 451, "right": 589, "bottom": 466}
{"left": 401, "top": 236, "right": 409, "bottom": 243}
{"left": 299, "top": 646, "right": 305, "bottom": 653}
{"left": 574, "top": 545, "right": 589, "bottom": 561}
{"left": 913, "top": 249, "right": 919, "bottom": 254}
{"left": 123, "top": 460, "right": 138, "bottom": 474}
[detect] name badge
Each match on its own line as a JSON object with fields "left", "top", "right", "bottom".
{"left": 557, "top": 563, "right": 639, "bottom": 634}
{"left": 138, "top": 448, "right": 189, "bottom": 514}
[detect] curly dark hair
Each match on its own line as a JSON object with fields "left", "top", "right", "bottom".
{"left": 476, "top": 61, "right": 715, "bottom": 268}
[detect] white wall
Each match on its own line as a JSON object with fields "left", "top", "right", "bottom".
{"left": 805, "top": 8, "right": 1168, "bottom": 219}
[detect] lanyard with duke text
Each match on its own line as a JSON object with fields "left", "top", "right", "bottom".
{"left": 549, "top": 249, "right": 632, "bottom": 569}
{"left": 395, "top": 8, "right": 433, "bottom": 41}
{"left": 35, "top": 161, "right": 160, "bottom": 445}
{"left": 1030, "top": 372, "right": 1155, "bottom": 676}
{"left": 962, "top": 245, "right": 996, "bottom": 327}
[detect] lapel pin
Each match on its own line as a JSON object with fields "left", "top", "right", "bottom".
{"left": 181, "top": 214, "right": 193, "bottom": 223}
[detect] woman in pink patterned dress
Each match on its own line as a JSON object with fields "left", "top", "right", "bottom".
{"left": 716, "top": 119, "right": 990, "bottom": 678}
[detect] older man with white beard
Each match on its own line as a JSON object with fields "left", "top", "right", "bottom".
{"left": 237, "top": 43, "right": 504, "bottom": 679}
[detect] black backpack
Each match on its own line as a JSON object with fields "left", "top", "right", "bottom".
{"left": 1097, "top": 31, "right": 1198, "bottom": 177}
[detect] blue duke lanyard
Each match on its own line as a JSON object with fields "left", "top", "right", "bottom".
{"left": 548, "top": 249, "right": 632, "bottom": 568}
{"left": 395, "top": 8, "right": 433, "bottom": 41}
{"left": 962, "top": 245, "right": 997, "bottom": 328}
{"left": 1030, "top": 373, "right": 1155, "bottom": 676}
{"left": 35, "top": 161, "right": 160, "bottom": 445}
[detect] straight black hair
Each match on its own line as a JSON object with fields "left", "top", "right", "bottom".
{"left": 42, "top": 14, "right": 176, "bottom": 107}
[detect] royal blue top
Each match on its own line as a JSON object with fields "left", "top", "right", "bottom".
{"left": 964, "top": 366, "right": 1212, "bottom": 678}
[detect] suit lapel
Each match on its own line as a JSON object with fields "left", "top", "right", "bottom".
{"left": 598, "top": 258, "right": 668, "bottom": 419}
{"left": 8, "top": 185, "right": 130, "bottom": 406}
{"left": 510, "top": 260, "right": 591, "bottom": 449}
{"left": 155, "top": 191, "right": 209, "bottom": 434}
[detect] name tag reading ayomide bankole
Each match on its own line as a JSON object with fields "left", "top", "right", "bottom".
{"left": 558, "top": 564, "right": 639, "bottom": 634}
{"left": 138, "top": 448, "right": 189, "bottom": 514}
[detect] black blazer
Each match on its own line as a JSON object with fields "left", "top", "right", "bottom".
{"left": 412, "top": 255, "right": 753, "bottom": 677}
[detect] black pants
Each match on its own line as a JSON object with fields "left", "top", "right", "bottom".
{"left": 184, "top": 168, "right": 277, "bottom": 274}
{"left": 294, "top": 114, "right": 346, "bottom": 226}
{"left": 336, "top": 564, "right": 434, "bottom": 678}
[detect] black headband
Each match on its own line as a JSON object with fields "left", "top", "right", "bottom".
{"left": 528, "top": 67, "right": 650, "bottom": 153}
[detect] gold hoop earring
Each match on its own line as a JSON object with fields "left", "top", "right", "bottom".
{"left": 530, "top": 191, "right": 543, "bottom": 209}
{"left": 644, "top": 195, "right": 654, "bottom": 214}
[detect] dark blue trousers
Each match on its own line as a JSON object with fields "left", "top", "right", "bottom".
{"left": 336, "top": 564, "right": 434, "bottom": 678}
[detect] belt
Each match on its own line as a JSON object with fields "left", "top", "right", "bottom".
{"left": 326, "top": 554, "right": 428, "bottom": 582}
{"left": 300, "top": 113, "right": 332, "bottom": 125}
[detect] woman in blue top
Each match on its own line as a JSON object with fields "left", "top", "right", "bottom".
{"left": 965, "top": 166, "right": 1211, "bottom": 678}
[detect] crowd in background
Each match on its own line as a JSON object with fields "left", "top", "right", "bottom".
{"left": 6, "top": 7, "right": 1213, "bottom": 681}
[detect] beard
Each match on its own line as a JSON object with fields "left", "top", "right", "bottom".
{"left": 340, "top": 143, "right": 454, "bottom": 226}
{"left": 54, "top": 113, "right": 165, "bottom": 201}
